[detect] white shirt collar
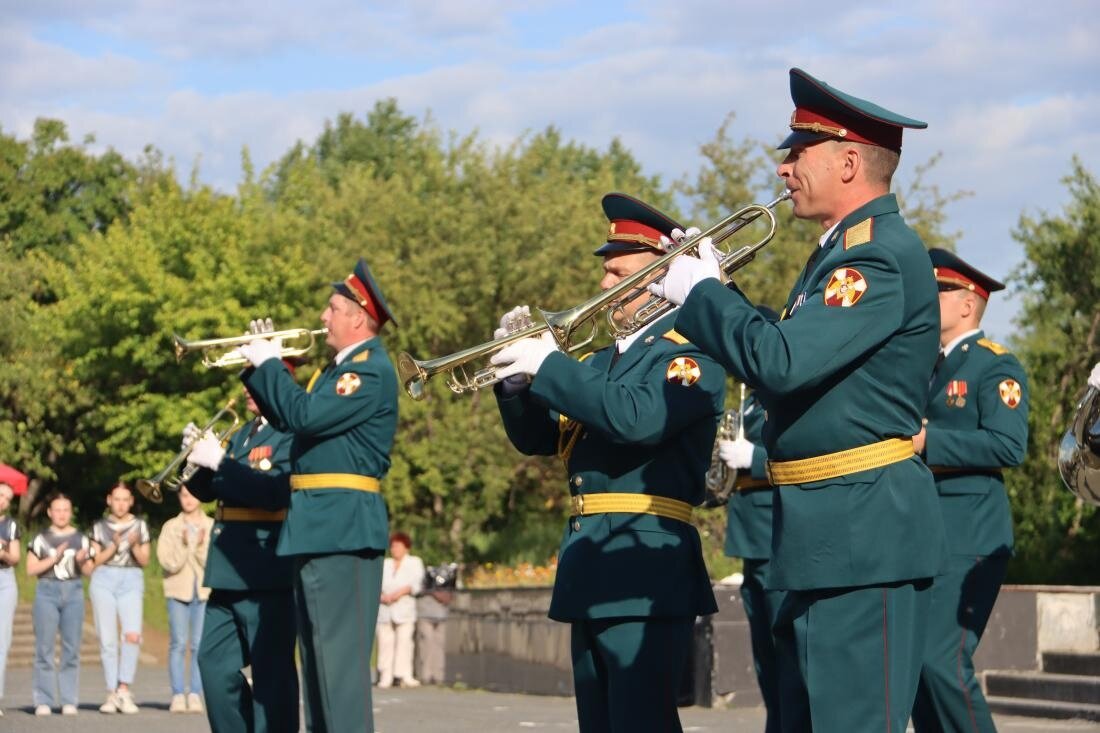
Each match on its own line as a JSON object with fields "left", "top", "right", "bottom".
{"left": 819, "top": 222, "right": 840, "bottom": 248}
{"left": 942, "top": 328, "right": 981, "bottom": 358}
{"left": 616, "top": 307, "right": 677, "bottom": 354}
{"left": 334, "top": 338, "right": 369, "bottom": 365}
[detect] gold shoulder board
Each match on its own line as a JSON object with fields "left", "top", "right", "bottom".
{"left": 976, "top": 338, "right": 1008, "bottom": 355}
{"left": 662, "top": 330, "right": 689, "bottom": 345}
{"left": 352, "top": 350, "right": 371, "bottom": 363}
{"left": 844, "top": 218, "right": 873, "bottom": 250}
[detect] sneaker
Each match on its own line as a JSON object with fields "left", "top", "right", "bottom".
{"left": 400, "top": 677, "right": 422, "bottom": 688}
{"left": 35, "top": 704, "right": 52, "bottom": 716}
{"left": 186, "top": 693, "right": 204, "bottom": 713}
{"left": 115, "top": 688, "right": 139, "bottom": 714}
{"left": 99, "top": 693, "right": 119, "bottom": 714}
{"left": 377, "top": 675, "right": 393, "bottom": 689}
{"left": 62, "top": 704, "right": 78, "bottom": 716}
{"left": 169, "top": 694, "right": 187, "bottom": 713}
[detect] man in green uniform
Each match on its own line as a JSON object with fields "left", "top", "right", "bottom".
{"left": 185, "top": 381, "right": 298, "bottom": 733}
{"left": 489, "top": 193, "right": 723, "bottom": 732}
{"left": 716, "top": 307, "right": 781, "bottom": 733}
{"left": 910, "top": 249, "right": 1028, "bottom": 732}
{"left": 233, "top": 258, "right": 399, "bottom": 733}
{"left": 653, "top": 68, "right": 947, "bottom": 731}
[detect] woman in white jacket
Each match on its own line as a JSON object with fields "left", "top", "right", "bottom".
{"left": 376, "top": 532, "right": 424, "bottom": 688}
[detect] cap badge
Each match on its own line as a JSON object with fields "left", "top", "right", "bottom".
{"left": 823, "top": 268, "right": 868, "bottom": 307}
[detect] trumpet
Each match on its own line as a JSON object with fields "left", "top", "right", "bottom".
{"left": 174, "top": 328, "right": 328, "bottom": 369}
{"left": 704, "top": 384, "right": 747, "bottom": 507}
{"left": 1058, "top": 386, "right": 1100, "bottom": 506}
{"left": 136, "top": 398, "right": 240, "bottom": 504}
{"left": 397, "top": 191, "right": 790, "bottom": 400}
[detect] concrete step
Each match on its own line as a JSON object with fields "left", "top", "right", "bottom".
{"left": 986, "top": 695, "right": 1100, "bottom": 722}
{"left": 985, "top": 670, "right": 1100, "bottom": 706}
{"left": 1043, "top": 651, "right": 1100, "bottom": 677}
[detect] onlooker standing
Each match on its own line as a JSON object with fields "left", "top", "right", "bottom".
{"left": 27, "top": 492, "right": 95, "bottom": 717}
{"left": 157, "top": 485, "right": 213, "bottom": 714}
{"left": 88, "top": 481, "right": 152, "bottom": 714}
{"left": 0, "top": 482, "right": 21, "bottom": 717}
{"left": 415, "top": 564, "right": 455, "bottom": 686}
{"left": 376, "top": 532, "right": 424, "bottom": 688}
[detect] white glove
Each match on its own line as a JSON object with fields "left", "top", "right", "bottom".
{"left": 658, "top": 226, "right": 702, "bottom": 252}
{"left": 490, "top": 332, "right": 560, "bottom": 381}
{"left": 180, "top": 421, "right": 201, "bottom": 450}
{"left": 718, "top": 437, "right": 755, "bottom": 470}
{"left": 647, "top": 236, "right": 721, "bottom": 306}
{"left": 1089, "top": 362, "right": 1100, "bottom": 390}
{"left": 235, "top": 317, "right": 282, "bottom": 367}
{"left": 250, "top": 317, "right": 275, "bottom": 335}
{"left": 186, "top": 434, "right": 226, "bottom": 471}
{"left": 494, "top": 305, "right": 534, "bottom": 340}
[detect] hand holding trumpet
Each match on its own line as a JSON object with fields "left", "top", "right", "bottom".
{"left": 236, "top": 317, "right": 284, "bottom": 368}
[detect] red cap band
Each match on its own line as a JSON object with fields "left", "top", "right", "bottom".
{"left": 790, "top": 107, "right": 903, "bottom": 151}
{"left": 343, "top": 273, "right": 382, "bottom": 324}
{"left": 607, "top": 219, "right": 664, "bottom": 249}
{"left": 934, "top": 266, "right": 990, "bottom": 300}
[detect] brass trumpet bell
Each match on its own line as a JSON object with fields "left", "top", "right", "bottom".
{"left": 1058, "top": 386, "right": 1100, "bottom": 506}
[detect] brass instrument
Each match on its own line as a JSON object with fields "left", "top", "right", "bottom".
{"left": 1058, "top": 386, "right": 1100, "bottom": 506}
{"left": 397, "top": 191, "right": 790, "bottom": 400}
{"left": 174, "top": 328, "right": 328, "bottom": 369}
{"left": 704, "top": 384, "right": 746, "bottom": 507}
{"left": 136, "top": 398, "right": 240, "bottom": 504}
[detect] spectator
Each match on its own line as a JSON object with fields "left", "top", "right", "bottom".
{"left": 415, "top": 564, "right": 456, "bottom": 685}
{"left": 27, "top": 492, "right": 95, "bottom": 716}
{"left": 88, "top": 481, "right": 152, "bottom": 715}
{"left": 156, "top": 485, "right": 213, "bottom": 714}
{"left": 0, "top": 482, "right": 21, "bottom": 717}
{"left": 377, "top": 532, "right": 424, "bottom": 688}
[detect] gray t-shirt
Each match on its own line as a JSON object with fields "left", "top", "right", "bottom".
{"left": 0, "top": 516, "right": 20, "bottom": 569}
{"left": 30, "top": 528, "right": 92, "bottom": 581}
{"left": 91, "top": 516, "right": 151, "bottom": 568}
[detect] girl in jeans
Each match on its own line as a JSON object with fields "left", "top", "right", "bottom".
{"left": 27, "top": 492, "right": 94, "bottom": 716}
{"left": 88, "top": 481, "right": 151, "bottom": 714}
{"left": 0, "top": 482, "right": 22, "bottom": 717}
{"left": 157, "top": 485, "right": 212, "bottom": 713}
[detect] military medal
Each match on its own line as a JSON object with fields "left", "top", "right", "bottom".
{"left": 666, "top": 357, "right": 701, "bottom": 387}
{"left": 336, "top": 372, "right": 361, "bottom": 395}
{"left": 824, "top": 268, "right": 868, "bottom": 307}
{"left": 998, "top": 378, "right": 1022, "bottom": 408}
{"left": 249, "top": 446, "right": 274, "bottom": 470}
{"left": 946, "top": 380, "right": 967, "bottom": 407}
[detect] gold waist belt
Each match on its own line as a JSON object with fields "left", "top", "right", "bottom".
{"left": 289, "top": 474, "right": 381, "bottom": 492}
{"left": 215, "top": 506, "right": 287, "bottom": 522}
{"left": 735, "top": 476, "right": 772, "bottom": 492}
{"left": 766, "top": 438, "right": 915, "bottom": 485}
{"left": 570, "top": 493, "right": 693, "bottom": 524}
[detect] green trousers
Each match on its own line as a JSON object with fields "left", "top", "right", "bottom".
{"left": 570, "top": 617, "right": 693, "bottom": 733}
{"left": 741, "top": 558, "right": 784, "bottom": 733}
{"left": 912, "top": 554, "right": 1008, "bottom": 733}
{"left": 294, "top": 550, "right": 382, "bottom": 733}
{"left": 773, "top": 579, "right": 932, "bottom": 733}
{"left": 198, "top": 589, "right": 299, "bottom": 733}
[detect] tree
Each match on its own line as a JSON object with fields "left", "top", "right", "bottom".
{"left": 1006, "top": 157, "right": 1100, "bottom": 583}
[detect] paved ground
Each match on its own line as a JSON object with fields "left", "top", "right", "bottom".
{"left": 3, "top": 666, "right": 1097, "bottom": 732}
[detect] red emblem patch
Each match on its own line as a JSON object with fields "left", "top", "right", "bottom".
{"left": 335, "top": 373, "right": 361, "bottom": 396}
{"left": 998, "top": 379, "right": 1022, "bottom": 408}
{"left": 823, "top": 268, "right": 868, "bottom": 307}
{"left": 666, "top": 357, "right": 701, "bottom": 387}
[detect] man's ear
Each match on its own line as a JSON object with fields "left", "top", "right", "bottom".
{"left": 839, "top": 145, "right": 861, "bottom": 184}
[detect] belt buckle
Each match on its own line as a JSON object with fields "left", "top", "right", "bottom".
{"left": 570, "top": 495, "right": 584, "bottom": 516}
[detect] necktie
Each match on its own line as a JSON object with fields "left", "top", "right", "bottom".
{"left": 929, "top": 350, "right": 945, "bottom": 388}
{"left": 245, "top": 418, "right": 262, "bottom": 444}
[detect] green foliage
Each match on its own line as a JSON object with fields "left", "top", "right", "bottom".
{"left": 1006, "top": 157, "right": 1100, "bottom": 583}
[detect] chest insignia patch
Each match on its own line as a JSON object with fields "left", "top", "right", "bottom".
{"left": 335, "top": 372, "right": 362, "bottom": 396}
{"left": 946, "top": 380, "right": 968, "bottom": 407}
{"left": 666, "top": 357, "right": 701, "bottom": 387}
{"left": 823, "top": 268, "right": 868, "bottom": 307}
{"left": 998, "top": 378, "right": 1022, "bottom": 408}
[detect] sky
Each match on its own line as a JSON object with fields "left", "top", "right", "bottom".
{"left": 3, "top": 0, "right": 1098, "bottom": 340}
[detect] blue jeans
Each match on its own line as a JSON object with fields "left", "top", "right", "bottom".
{"left": 168, "top": 596, "right": 206, "bottom": 695}
{"left": 89, "top": 565, "right": 144, "bottom": 691}
{"left": 0, "top": 568, "right": 17, "bottom": 701}
{"left": 33, "top": 579, "right": 84, "bottom": 707}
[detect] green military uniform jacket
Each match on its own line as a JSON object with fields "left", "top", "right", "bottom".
{"left": 496, "top": 312, "right": 723, "bottom": 621}
{"left": 724, "top": 392, "right": 772, "bottom": 560}
{"left": 244, "top": 337, "right": 398, "bottom": 556}
{"left": 676, "top": 193, "right": 947, "bottom": 591}
{"left": 924, "top": 330, "right": 1028, "bottom": 556}
{"left": 189, "top": 419, "right": 294, "bottom": 590}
